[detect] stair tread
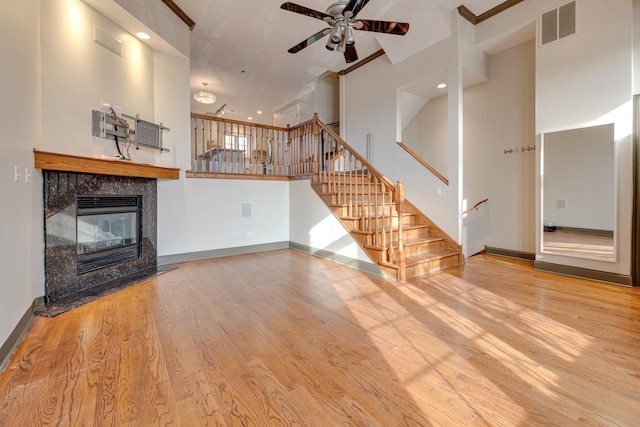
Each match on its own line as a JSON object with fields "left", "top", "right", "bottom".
{"left": 404, "top": 250, "right": 460, "bottom": 266}
{"left": 365, "top": 236, "right": 444, "bottom": 250}
{"left": 329, "top": 202, "right": 396, "bottom": 208}
{"left": 351, "top": 224, "right": 429, "bottom": 235}
{"left": 378, "top": 249, "right": 460, "bottom": 269}
{"left": 339, "top": 213, "right": 417, "bottom": 220}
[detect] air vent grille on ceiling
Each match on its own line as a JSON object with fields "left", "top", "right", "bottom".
{"left": 541, "top": 1, "right": 576, "bottom": 46}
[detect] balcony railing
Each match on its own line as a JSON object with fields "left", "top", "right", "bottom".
{"left": 190, "top": 113, "right": 290, "bottom": 177}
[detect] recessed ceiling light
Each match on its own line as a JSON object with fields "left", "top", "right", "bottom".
{"left": 257, "top": 110, "right": 263, "bottom": 115}
{"left": 248, "top": 117, "right": 253, "bottom": 120}
{"left": 437, "top": 83, "right": 447, "bottom": 89}
{"left": 136, "top": 32, "right": 150, "bottom": 40}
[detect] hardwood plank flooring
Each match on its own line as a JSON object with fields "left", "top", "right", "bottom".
{"left": 1, "top": 250, "right": 639, "bottom": 426}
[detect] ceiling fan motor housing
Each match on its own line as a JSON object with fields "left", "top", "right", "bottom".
{"left": 325, "top": 1, "right": 349, "bottom": 17}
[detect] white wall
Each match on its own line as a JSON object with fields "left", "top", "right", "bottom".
{"left": 314, "top": 73, "right": 340, "bottom": 126}
{"left": 274, "top": 73, "right": 339, "bottom": 128}
{"left": 114, "top": 0, "right": 190, "bottom": 57}
{"left": 535, "top": 0, "right": 633, "bottom": 275}
{"left": 289, "top": 180, "right": 373, "bottom": 264}
{"left": 158, "top": 179, "right": 290, "bottom": 257}
{"left": 41, "top": 0, "right": 157, "bottom": 162}
{"left": 463, "top": 40, "right": 536, "bottom": 256}
{"left": 0, "top": 0, "right": 44, "bottom": 351}
{"left": 401, "top": 93, "right": 449, "bottom": 178}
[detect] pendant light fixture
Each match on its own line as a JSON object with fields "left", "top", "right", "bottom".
{"left": 194, "top": 82, "right": 216, "bottom": 104}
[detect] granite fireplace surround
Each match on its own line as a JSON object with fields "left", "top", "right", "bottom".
{"left": 34, "top": 150, "right": 180, "bottom": 315}
{"left": 43, "top": 171, "right": 158, "bottom": 303}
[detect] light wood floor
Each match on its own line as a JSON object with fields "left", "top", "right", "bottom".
{"left": 1, "top": 251, "right": 639, "bottom": 426}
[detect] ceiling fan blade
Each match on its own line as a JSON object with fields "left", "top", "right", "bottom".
{"left": 343, "top": 0, "right": 371, "bottom": 18}
{"left": 354, "top": 20, "right": 410, "bottom": 35}
{"left": 344, "top": 44, "right": 359, "bottom": 63}
{"left": 280, "top": 2, "right": 331, "bottom": 21}
{"left": 288, "top": 28, "right": 332, "bottom": 53}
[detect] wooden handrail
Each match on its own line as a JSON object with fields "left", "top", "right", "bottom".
{"left": 316, "top": 115, "right": 395, "bottom": 189}
{"left": 191, "top": 113, "right": 288, "bottom": 132}
{"left": 463, "top": 198, "right": 489, "bottom": 215}
{"left": 396, "top": 141, "right": 449, "bottom": 186}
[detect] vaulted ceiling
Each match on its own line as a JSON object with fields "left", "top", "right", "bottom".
{"left": 175, "top": 0, "right": 508, "bottom": 123}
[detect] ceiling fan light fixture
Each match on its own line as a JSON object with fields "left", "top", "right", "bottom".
{"left": 194, "top": 82, "right": 216, "bottom": 104}
{"left": 336, "top": 36, "right": 347, "bottom": 53}
{"left": 325, "top": 39, "right": 337, "bottom": 51}
{"left": 330, "top": 26, "right": 342, "bottom": 44}
{"left": 344, "top": 26, "right": 355, "bottom": 45}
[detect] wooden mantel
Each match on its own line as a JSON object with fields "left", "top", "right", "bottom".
{"left": 34, "top": 150, "right": 180, "bottom": 180}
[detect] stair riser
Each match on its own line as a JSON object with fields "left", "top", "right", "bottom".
{"left": 353, "top": 205, "right": 398, "bottom": 217}
{"left": 403, "top": 241, "right": 445, "bottom": 257}
{"left": 316, "top": 192, "right": 391, "bottom": 208}
{"left": 361, "top": 228, "right": 429, "bottom": 246}
{"left": 341, "top": 216, "right": 418, "bottom": 231}
{"left": 326, "top": 195, "right": 396, "bottom": 206}
{"left": 405, "top": 254, "right": 460, "bottom": 278}
{"left": 315, "top": 176, "right": 375, "bottom": 185}
{"left": 315, "top": 182, "right": 380, "bottom": 192}
{"left": 366, "top": 241, "right": 445, "bottom": 258}
{"left": 327, "top": 203, "right": 404, "bottom": 219}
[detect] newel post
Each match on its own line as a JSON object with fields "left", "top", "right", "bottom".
{"left": 395, "top": 180, "right": 406, "bottom": 283}
{"left": 312, "top": 113, "right": 320, "bottom": 179}
{"left": 286, "top": 123, "right": 292, "bottom": 176}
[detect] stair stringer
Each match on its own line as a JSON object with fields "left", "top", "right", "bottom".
{"left": 290, "top": 179, "right": 383, "bottom": 275}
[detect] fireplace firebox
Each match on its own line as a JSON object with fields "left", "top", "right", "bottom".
{"left": 76, "top": 195, "right": 142, "bottom": 274}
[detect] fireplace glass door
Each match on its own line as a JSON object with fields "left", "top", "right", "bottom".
{"left": 76, "top": 196, "right": 142, "bottom": 274}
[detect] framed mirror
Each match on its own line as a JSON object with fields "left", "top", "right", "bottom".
{"left": 541, "top": 123, "right": 615, "bottom": 261}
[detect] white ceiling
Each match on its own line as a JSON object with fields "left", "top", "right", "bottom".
{"left": 176, "top": 0, "right": 507, "bottom": 123}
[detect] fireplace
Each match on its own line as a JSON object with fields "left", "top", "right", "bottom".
{"left": 76, "top": 195, "right": 142, "bottom": 274}
{"left": 42, "top": 171, "right": 157, "bottom": 303}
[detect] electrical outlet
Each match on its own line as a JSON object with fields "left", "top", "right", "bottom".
{"left": 436, "top": 186, "right": 442, "bottom": 196}
{"left": 246, "top": 232, "right": 253, "bottom": 237}
{"left": 231, "top": 233, "right": 239, "bottom": 238}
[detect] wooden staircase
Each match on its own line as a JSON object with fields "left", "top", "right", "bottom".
{"left": 310, "top": 173, "right": 461, "bottom": 282}
{"left": 190, "top": 111, "right": 462, "bottom": 282}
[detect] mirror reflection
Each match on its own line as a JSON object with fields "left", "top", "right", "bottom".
{"left": 542, "top": 123, "right": 615, "bottom": 261}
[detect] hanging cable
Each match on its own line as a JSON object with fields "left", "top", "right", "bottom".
{"left": 110, "top": 107, "right": 130, "bottom": 160}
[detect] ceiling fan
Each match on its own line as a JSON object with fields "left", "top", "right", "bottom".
{"left": 281, "top": 0, "right": 410, "bottom": 63}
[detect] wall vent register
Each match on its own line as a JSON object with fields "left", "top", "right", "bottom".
{"left": 540, "top": 1, "right": 576, "bottom": 46}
